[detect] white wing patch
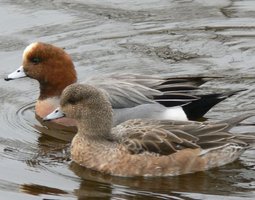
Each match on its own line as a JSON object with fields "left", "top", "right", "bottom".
{"left": 159, "top": 106, "right": 188, "bottom": 121}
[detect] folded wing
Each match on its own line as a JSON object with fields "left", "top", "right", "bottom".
{"left": 113, "top": 114, "right": 255, "bottom": 156}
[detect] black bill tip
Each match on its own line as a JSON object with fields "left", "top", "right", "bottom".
{"left": 42, "top": 117, "right": 51, "bottom": 122}
{"left": 4, "top": 77, "right": 13, "bottom": 81}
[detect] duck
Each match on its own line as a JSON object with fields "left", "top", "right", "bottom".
{"left": 5, "top": 42, "right": 238, "bottom": 127}
{"left": 44, "top": 83, "right": 255, "bottom": 177}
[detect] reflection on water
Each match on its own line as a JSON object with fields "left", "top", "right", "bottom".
{"left": 0, "top": 0, "right": 255, "bottom": 199}
{"left": 69, "top": 161, "right": 255, "bottom": 198}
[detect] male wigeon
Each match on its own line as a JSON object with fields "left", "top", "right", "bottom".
{"left": 44, "top": 83, "right": 255, "bottom": 177}
{"left": 5, "top": 42, "right": 238, "bottom": 127}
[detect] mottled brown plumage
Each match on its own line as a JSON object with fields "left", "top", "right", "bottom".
{"left": 47, "top": 83, "right": 255, "bottom": 177}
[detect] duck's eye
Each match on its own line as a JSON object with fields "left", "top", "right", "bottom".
{"left": 31, "top": 57, "right": 41, "bottom": 64}
{"left": 67, "top": 98, "right": 76, "bottom": 105}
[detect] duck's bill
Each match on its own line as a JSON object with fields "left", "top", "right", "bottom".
{"left": 43, "top": 108, "right": 66, "bottom": 121}
{"left": 4, "top": 66, "right": 27, "bottom": 81}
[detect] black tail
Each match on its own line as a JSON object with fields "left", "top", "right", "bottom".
{"left": 182, "top": 90, "right": 243, "bottom": 121}
{"left": 153, "top": 77, "right": 222, "bottom": 107}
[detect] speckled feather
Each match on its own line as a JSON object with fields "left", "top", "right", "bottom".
{"left": 51, "top": 83, "right": 255, "bottom": 177}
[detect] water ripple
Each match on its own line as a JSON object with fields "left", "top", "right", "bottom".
{"left": 0, "top": 0, "right": 255, "bottom": 199}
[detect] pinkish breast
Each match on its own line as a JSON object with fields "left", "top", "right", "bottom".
{"left": 35, "top": 97, "right": 77, "bottom": 127}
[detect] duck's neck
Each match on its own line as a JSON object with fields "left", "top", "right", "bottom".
{"left": 76, "top": 109, "right": 114, "bottom": 142}
{"left": 38, "top": 62, "right": 77, "bottom": 100}
{"left": 77, "top": 123, "right": 113, "bottom": 141}
{"left": 39, "top": 77, "right": 77, "bottom": 100}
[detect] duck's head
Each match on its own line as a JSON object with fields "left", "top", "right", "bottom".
{"left": 44, "top": 83, "right": 113, "bottom": 133}
{"left": 5, "top": 42, "right": 77, "bottom": 99}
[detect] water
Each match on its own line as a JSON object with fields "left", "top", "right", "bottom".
{"left": 0, "top": 0, "right": 254, "bottom": 199}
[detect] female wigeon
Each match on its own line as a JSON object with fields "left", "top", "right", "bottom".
{"left": 5, "top": 42, "right": 238, "bottom": 127}
{"left": 44, "top": 83, "right": 255, "bottom": 177}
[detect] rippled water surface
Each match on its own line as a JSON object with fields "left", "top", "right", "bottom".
{"left": 0, "top": 0, "right": 255, "bottom": 199}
